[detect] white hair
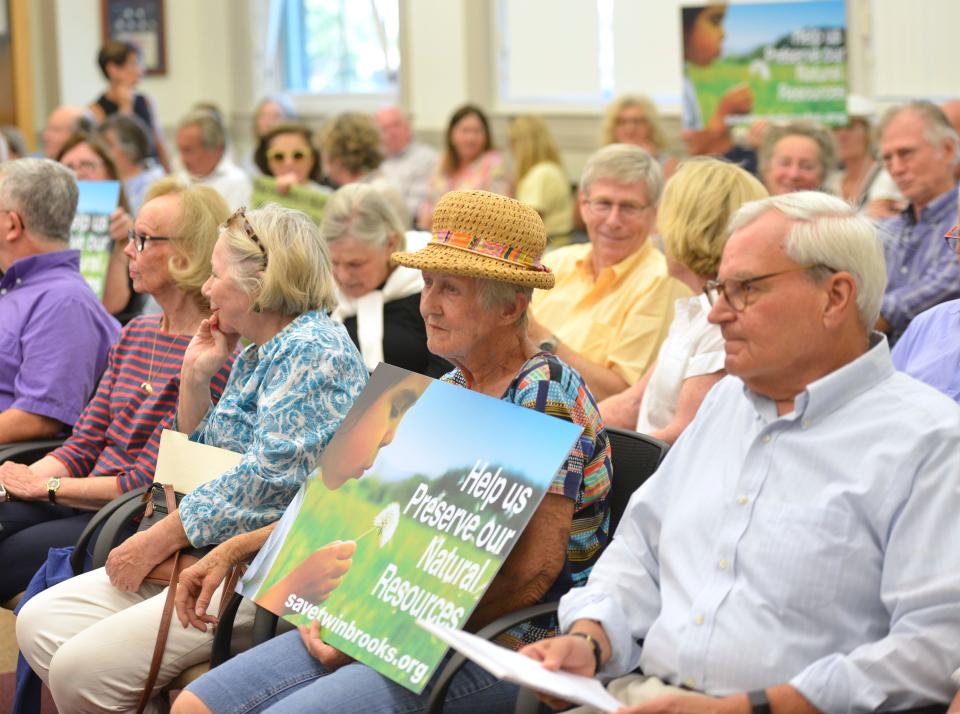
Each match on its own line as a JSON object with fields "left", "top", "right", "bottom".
{"left": 729, "top": 191, "right": 886, "bottom": 330}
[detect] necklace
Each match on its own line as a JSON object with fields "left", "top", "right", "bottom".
{"left": 141, "top": 315, "right": 176, "bottom": 394}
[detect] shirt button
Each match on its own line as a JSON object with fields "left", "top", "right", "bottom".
{"left": 0, "top": 289, "right": 6, "bottom": 296}
{"left": 900, "top": 266, "right": 908, "bottom": 274}
{"left": 802, "top": 419, "right": 812, "bottom": 429}
{"left": 694, "top": 614, "right": 704, "bottom": 625}
{"left": 737, "top": 495, "right": 749, "bottom": 506}
{"left": 718, "top": 559, "right": 729, "bottom": 570}
{"left": 686, "top": 676, "right": 697, "bottom": 688}
{"left": 761, "top": 435, "right": 771, "bottom": 444}
{"left": 14, "top": 278, "right": 21, "bottom": 285}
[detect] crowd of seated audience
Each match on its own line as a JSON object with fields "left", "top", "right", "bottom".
{"left": 2, "top": 31, "right": 960, "bottom": 714}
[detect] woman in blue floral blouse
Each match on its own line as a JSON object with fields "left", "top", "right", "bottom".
{"left": 17, "top": 204, "right": 369, "bottom": 713}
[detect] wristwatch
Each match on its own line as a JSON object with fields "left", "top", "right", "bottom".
{"left": 0, "top": 483, "right": 7, "bottom": 501}
{"left": 569, "top": 631, "right": 602, "bottom": 674}
{"left": 537, "top": 334, "right": 559, "bottom": 354}
{"left": 47, "top": 477, "right": 62, "bottom": 504}
{"left": 748, "top": 689, "right": 771, "bottom": 714}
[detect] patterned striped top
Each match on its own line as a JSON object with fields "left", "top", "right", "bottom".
{"left": 443, "top": 352, "right": 613, "bottom": 646}
{"left": 50, "top": 314, "right": 232, "bottom": 493}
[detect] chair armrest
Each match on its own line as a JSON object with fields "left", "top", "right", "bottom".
{"left": 89, "top": 491, "right": 150, "bottom": 569}
{"left": 70, "top": 485, "right": 149, "bottom": 574}
{"left": 0, "top": 438, "right": 66, "bottom": 465}
{"left": 425, "top": 602, "right": 559, "bottom": 714}
{"left": 211, "top": 592, "right": 244, "bottom": 666}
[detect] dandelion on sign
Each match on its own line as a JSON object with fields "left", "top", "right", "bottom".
{"left": 357, "top": 502, "right": 400, "bottom": 547}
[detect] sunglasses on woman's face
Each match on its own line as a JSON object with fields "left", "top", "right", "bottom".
{"left": 267, "top": 150, "right": 309, "bottom": 162}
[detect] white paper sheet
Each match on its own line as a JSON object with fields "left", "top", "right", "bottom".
{"left": 154, "top": 429, "right": 244, "bottom": 494}
{"left": 418, "top": 620, "right": 624, "bottom": 712}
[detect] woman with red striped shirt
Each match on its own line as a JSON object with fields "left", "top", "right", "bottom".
{"left": 0, "top": 177, "right": 233, "bottom": 601}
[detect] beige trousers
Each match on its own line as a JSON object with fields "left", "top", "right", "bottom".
{"left": 16, "top": 566, "right": 255, "bottom": 714}
{"left": 566, "top": 674, "right": 698, "bottom": 714}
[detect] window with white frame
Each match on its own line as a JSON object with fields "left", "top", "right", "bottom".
{"left": 282, "top": 0, "right": 400, "bottom": 96}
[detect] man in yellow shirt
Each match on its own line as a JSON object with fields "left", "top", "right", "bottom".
{"left": 529, "top": 144, "right": 689, "bottom": 401}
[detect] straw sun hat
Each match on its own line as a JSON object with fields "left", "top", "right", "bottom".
{"left": 391, "top": 190, "right": 555, "bottom": 290}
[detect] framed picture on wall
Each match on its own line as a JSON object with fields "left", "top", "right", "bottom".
{"left": 101, "top": 0, "right": 166, "bottom": 76}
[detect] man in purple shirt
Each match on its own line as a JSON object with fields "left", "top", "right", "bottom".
{"left": 0, "top": 159, "right": 119, "bottom": 444}
{"left": 876, "top": 101, "right": 960, "bottom": 343}
{"left": 891, "top": 218, "right": 960, "bottom": 403}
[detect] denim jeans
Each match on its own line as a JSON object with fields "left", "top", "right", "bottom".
{"left": 186, "top": 628, "right": 521, "bottom": 713}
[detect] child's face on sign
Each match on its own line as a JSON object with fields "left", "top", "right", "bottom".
{"left": 686, "top": 5, "right": 726, "bottom": 66}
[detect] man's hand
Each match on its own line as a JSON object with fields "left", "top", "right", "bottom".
{"left": 175, "top": 542, "right": 239, "bottom": 631}
{"left": 520, "top": 635, "right": 599, "bottom": 711}
{"left": 298, "top": 620, "right": 355, "bottom": 671}
{"left": 0, "top": 462, "right": 47, "bottom": 501}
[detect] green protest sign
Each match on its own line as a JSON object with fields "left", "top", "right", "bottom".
{"left": 251, "top": 175, "right": 329, "bottom": 224}
{"left": 239, "top": 364, "right": 583, "bottom": 692}
{"left": 70, "top": 180, "right": 121, "bottom": 299}
{"left": 682, "top": 1, "right": 847, "bottom": 129}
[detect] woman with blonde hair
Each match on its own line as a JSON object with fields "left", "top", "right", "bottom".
{"left": 18, "top": 204, "right": 369, "bottom": 714}
{"left": 0, "top": 177, "right": 233, "bottom": 602}
{"left": 601, "top": 94, "right": 670, "bottom": 156}
{"left": 508, "top": 115, "right": 573, "bottom": 245}
{"left": 598, "top": 158, "right": 768, "bottom": 441}
{"left": 760, "top": 121, "right": 837, "bottom": 196}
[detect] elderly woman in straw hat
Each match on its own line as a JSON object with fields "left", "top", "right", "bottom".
{"left": 171, "top": 189, "right": 613, "bottom": 714}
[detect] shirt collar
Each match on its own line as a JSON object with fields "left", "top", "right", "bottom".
{"left": 900, "top": 185, "right": 958, "bottom": 226}
{"left": 744, "top": 332, "right": 893, "bottom": 425}
{"left": 1, "top": 249, "right": 80, "bottom": 290}
{"left": 574, "top": 239, "right": 654, "bottom": 281}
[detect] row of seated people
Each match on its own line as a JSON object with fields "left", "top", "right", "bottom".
{"left": 2, "top": 141, "right": 960, "bottom": 710}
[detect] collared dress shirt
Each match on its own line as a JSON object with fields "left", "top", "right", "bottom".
{"left": 891, "top": 297, "right": 960, "bottom": 403}
{"left": 878, "top": 186, "right": 960, "bottom": 342}
{"left": 560, "top": 335, "right": 960, "bottom": 712}
{"left": 0, "top": 250, "right": 119, "bottom": 429}
{"left": 177, "top": 155, "right": 253, "bottom": 210}
{"left": 531, "top": 241, "right": 690, "bottom": 384}
{"left": 380, "top": 141, "right": 439, "bottom": 221}
{"left": 179, "top": 310, "right": 368, "bottom": 546}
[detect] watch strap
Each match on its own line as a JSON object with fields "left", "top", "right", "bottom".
{"left": 569, "top": 631, "right": 602, "bottom": 674}
{"left": 748, "top": 689, "right": 771, "bottom": 714}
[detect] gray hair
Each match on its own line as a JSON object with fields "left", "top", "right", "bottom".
{"left": 878, "top": 101, "right": 959, "bottom": 151}
{"left": 320, "top": 183, "right": 407, "bottom": 251}
{"left": 476, "top": 278, "right": 533, "bottom": 330}
{"left": 758, "top": 121, "right": 837, "bottom": 186}
{"left": 0, "top": 159, "right": 78, "bottom": 241}
{"left": 729, "top": 191, "right": 886, "bottom": 330}
{"left": 102, "top": 113, "right": 153, "bottom": 165}
{"left": 579, "top": 143, "right": 664, "bottom": 205}
{"left": 177, "top": 109, "right": 226, "bottom": 151}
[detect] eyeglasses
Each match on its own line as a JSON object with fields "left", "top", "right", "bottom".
{"left": 127, "top": 229, "right": 171, "bottom": 252}
{"left": 64, "top": 160, "right": 105, "bottom": 175}
{"left": 945, "top": 224, "right": 959, "bottom": 252}
{"left": 703, "top": 264, "right": 835, "bottom": 312}
{"left": 616, "top": 117, "right": 649, "bottom": 127}
{"left": 584, "top": 197, "right": 651, "bottom": 221}
{"left": 267, "top": 150, "right": 309, "bottom": 162}
{"left": 227, "top": 207, "right": 268, "bottom": 265}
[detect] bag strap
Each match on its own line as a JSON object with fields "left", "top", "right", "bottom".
{"left": 135, "top": 484, "right": 183, "bottom": 714}
{"left": 136, "top": 548, "right": 182, "bottom": 714}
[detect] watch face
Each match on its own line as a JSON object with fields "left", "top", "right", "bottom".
{"left": 47, "top": 477, "right": 60, "bottom": 490}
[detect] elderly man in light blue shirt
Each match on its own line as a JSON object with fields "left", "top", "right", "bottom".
{"left": 523, "top": 191, "right": 960, "bottom": 713}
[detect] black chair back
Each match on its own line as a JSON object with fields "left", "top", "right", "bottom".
{"left": 605, "top": 427, "right": 669, "bottom": 535}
